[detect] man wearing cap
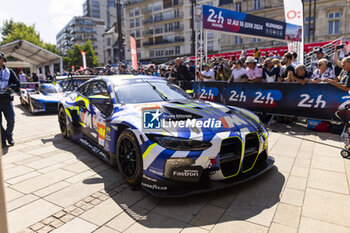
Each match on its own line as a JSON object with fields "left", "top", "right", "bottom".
{"left": 0, "top": 52, "right": 20, "bottom": 148}
{"left": 245, "top": 56, "right": 263, "bottom": 82}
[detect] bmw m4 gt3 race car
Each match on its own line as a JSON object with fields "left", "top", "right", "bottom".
{"left": 58, "top": 75, "right": 274, "bottom": 197}
{"left": 20, "top": 83, "right": 64, "bottom": 114}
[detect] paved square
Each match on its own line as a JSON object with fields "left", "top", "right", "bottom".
{"left": 2, "top": 98, "right": 349, "bottom": 233}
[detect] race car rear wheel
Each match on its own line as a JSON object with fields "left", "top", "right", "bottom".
{"left": 116, "top": 130, "right": 143, "bottom": 186}
{"left": 341, "top": 149, "right": 350, "bottom": 158}
{"left": 58, "top": 107, "right": 69, "bottom": 138}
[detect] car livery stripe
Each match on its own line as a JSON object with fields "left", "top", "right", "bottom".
{"left": 142, "top": 143, "right": 157, "bottom": 160}
{"left": 147, "top": 148, "right": 177, "bottom": 175}
{"left": 143, "top": 144, "right": 167, "bottom": 170}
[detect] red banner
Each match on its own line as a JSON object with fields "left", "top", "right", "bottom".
{"left": 130, "top": 36, "right": 138, "bottom": 70}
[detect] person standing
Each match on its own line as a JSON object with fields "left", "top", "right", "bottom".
{"left": 0, "top": 52, "right": 20, "bottom": 148}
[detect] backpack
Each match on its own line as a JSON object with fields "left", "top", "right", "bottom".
{"left": 314, "top": 121, "right": 330, "bottom": 132}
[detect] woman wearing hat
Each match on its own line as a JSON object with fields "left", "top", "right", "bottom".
{"left": 245, "top": 56, "right": 263, "bottom": 82}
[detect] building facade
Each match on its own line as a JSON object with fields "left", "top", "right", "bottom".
{"left": 123, "top": 0, "right": 350, "bottom": 64}
{"left": 124, "top": 0, "right": 219, "bottom": 63}
{"left": 56, "top": 16, "right": 105, "bottom": 64}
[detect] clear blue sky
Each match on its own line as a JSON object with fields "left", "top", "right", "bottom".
{"left": 0, "top": 0, "right": 86, "bottom": 45}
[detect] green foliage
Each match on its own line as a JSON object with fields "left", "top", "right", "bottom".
{"left": 1, "top": 20, "right": 42, "bottom": 46}
{"left": 0, "top": 19, "right": 61, "bottom": 56}
{"left": 64, "top": 40, "right": 101, "bottom": 70}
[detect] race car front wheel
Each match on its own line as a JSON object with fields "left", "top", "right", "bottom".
{"left": 116, "top": 129, "right": 143, "bottom": 186}
{"left": 58, "top": 107, "right": 68, "bottom": 138}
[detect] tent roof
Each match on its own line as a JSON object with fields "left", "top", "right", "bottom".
{"left": 0, "top": 40, "right": 62, "bottom": 67}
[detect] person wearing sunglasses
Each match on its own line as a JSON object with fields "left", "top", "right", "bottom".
{"left": 310, "top": 58, "right": 335, "bottom": 83}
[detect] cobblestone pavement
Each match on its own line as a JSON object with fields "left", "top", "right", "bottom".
{"left": 2, "top": 97, "right": 350, "bottom": 233}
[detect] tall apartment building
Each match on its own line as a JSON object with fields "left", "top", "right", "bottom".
{"left": 56, "top": 16, "right": 105, "bottom": 64}
{"left": 124, "top": 0, "right": 219, "bottom": 64}
{"left": 56, "top": 0, "right": 125, "bottom": 65}
{"left": 124, "top": 0, "right": 350, "bottom": 64}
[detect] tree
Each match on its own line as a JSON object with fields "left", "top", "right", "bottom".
{"left": 0, "top": 19, "right": 61, "bottom": 56}
{"left": 63, "top": 40, "right": 101, "bottom": 70}
{"left": 1, "top": 20, "right": 42, "bottom": 46}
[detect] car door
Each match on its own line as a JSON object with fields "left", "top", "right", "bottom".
{"left": 84, "top": 80, "right": 113, "bottom": 149}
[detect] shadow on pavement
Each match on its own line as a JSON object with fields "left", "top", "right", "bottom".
{"left": 50, "top": 133, "right": 285, "bottom": 229}
{"left": 14, "top": 103, "right": 58, "bottom": 117}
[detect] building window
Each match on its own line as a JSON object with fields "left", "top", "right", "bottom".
{"left": 135, "top": 7, "right": 140, "bottom": 16}
{"left": 208, "top": 41, "right": 214, "bottom": 51}
{"left": 252, "top": 38, "right": 261, "bottom": 43}
{"left": 328, "top": 12, "right": 340, "bottom": 35}
{"left": 235, "top": 36, "right": 242, "bottom": 44}
{"left": 135, "top": 18, "right": 140, "bottom": 27}
{"left": 235, "top": 2, "right": 241, "bottom": 12}
{"left": 254, "top": 0, "right": 260, "bottom": 10}
{"left": 150, "top": 50, "right": 154, "bottom": 57}
{"left": 129, "top": 9, "right": 134, "bottom": 17}
{"left": 136, "top": 30, "right": 140, "bottom": 38}
{"left": 107, "top": 38, "right": 111, "bottom": 46}
{"left": 175, "top": 45, "right": 180, "bottom": 54}
{"left": 304, "top": 16, "right": 314, "bottom": 37}
{"left": 130, "top": 19, "right": 134, "bottom": 28}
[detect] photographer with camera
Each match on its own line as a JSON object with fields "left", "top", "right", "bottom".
{"left": 0, "top": 52, "right": 20, "bottom": 148}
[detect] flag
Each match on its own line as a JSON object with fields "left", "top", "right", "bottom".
{"left": 81, "top": 51, "right": 87, "bottom": 69}
{"left": 130, "top": 36, "right": 138, "bottom": 70}
{"left": 284, "top": 0, "right": 304, "bottom": 64}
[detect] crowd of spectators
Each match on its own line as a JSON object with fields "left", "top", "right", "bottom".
{"left": 35, "top": 45, "right": 349, "bottom": 93}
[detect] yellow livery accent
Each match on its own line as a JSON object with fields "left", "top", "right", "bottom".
{"left": 142, "top": 143, "right": 157, "bottom": 160}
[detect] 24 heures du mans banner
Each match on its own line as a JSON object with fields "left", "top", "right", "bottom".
{"left": 202, "top": 5, "right": 302, "bottom": 42}
{"left": 192, "top": 82, "right": 350, "bottom": 122}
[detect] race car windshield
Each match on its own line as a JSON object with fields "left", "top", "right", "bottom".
{"left": 40, "top": 85, "right": 62, "bottom": 94}
{"left": 114, "top": 82, "right": 189, "bottom": 104}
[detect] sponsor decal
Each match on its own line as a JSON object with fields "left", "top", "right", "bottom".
{"left": 141, "top": 182, "right": 168, "bottom": 191}
{"left": 142, "top": 109, "right": 222, "bottom": 131}
{"left": 78, "top": 138, "right": 108, "bottom": 160}
{"left": 149, "top": 167, "right": 163, "bottom": 176}
{"left": 142, "top": 174, "right": 157, "bottom": 182}
{"left": 170, "top": 166, "right": 203, "bottom": 182}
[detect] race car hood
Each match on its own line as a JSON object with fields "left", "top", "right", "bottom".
{"left": 111, "top": 100, "right": 263, "bottom": 141}
{"left": 31, "top": 93, "right": 64, "bottom": 102}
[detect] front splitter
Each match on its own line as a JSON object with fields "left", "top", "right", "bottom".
{"left": 142, "top": 156, "right": 275, "bottom": 198}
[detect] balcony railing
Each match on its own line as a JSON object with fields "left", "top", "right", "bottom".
{"left": 125, "top": 0, "right": 144, "bottom": 6}
{"left": 143, "top": 13, "right": 184, "bottom": 24}
{"left": 143, "top": 37, "right": 185, "bottom": 46}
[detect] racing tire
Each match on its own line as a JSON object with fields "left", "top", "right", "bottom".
{"left": 341, "top": 149, "right": 350, "bottom": 158}
{"left": 116, "top": 129, "right": 143, "bottom": 186}
{"left": 58, "top": 107, "right": 69, "bottom": 138}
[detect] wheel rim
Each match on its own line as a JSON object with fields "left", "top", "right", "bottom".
{"left": 119, "top": 138, "right": 137, "bottom": 178}
{"left": 59, "top": 109, "right": 67, "bottom": 133}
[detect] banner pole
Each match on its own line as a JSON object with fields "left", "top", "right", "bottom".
{"left": 0, "top": 133, "right": 9, "bottom": 233}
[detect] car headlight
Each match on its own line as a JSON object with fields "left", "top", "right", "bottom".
{"left": 31, "top": 99, "right": 43, "bottom": 109}
{"left": 147, "top": 135, "right": 212, "bottom": 151}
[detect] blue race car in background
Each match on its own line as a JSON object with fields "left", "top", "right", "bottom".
{"left": 20, "top": 83, "right": 64, "bottom": 114}
{"left": 58, "top": 75, "right": 274, "bottom": 197}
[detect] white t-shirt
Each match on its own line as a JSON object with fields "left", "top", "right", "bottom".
{"left": 19, "top": 73, "right": 27, "bottom": 82}
{"left": 201, "top": 70, "right": 215, "bottom": 82}
{"left": 229, "top": 68, "right": 246, "bottom": 82}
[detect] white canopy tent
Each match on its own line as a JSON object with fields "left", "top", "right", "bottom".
{"left": 0, "top": 40, "right": 63, "bottom": 78}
